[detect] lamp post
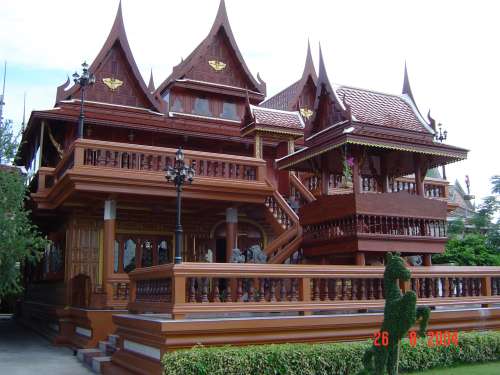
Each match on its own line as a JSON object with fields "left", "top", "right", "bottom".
{"left": 165, "top": 148, "right": 195, "bottom": 264}
{"left": 434, "top": 123, "right": 448, "bottom": 180}
{"left": 73, "top": 61, "right": 96, "bottom": 139}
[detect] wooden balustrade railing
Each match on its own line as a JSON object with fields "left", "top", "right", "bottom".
{"left": 128, "top": 263, "right": 500, "bottom": 317}
{"left": 36, "top": 139, "right": 268, "bottom": 194}
{"left": 264, "top": 191, "right": 299, "bottom": 231}
{"left": 303, "top": 214, "right": 447, "bottom": 242}
{"left": 300, "top": 173, "right": 447, "bottom": 199}
{"left": 80, "top": 139, "right": 265, "bottom": 182}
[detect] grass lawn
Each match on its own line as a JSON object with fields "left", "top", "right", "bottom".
{"left": 406, "top": 361, "right": 500, "bottom": 374}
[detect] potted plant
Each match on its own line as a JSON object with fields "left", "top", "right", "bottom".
{"left": 341, "top": 154, "right": 354, "bottom": 188}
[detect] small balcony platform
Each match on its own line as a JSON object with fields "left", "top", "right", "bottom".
{"left": 300, "top": 192, "right": 448, "bottom": 256}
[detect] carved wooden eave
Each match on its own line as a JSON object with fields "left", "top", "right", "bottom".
{"left": 155, "top": 0, "right": 266, "bottom": 98}
{"left": 276, "top": 120, "right": 468, "bottom": 175}
{"left": 56, "top": 2, "right": 161, "bottom": 112}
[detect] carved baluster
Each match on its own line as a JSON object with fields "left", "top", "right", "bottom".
{"left": 331, "top": 279, "right": 337, "bottom": 300}
{"left": 226, "top": 280, "right": 232, "bottom": 302}
{"left": 312, "top": 279, "right": 320, "bottom": 301}
{"left": 212, "top": 279, "right": 221, "bottom": 302}
{"left": 322, "top": 279, "right": 329, "bottom": 301}
{"left": 188, "top": 278, "right": 196, "bottom": 302}
{"left": 269, "top": 279, "right": 277, "bottom": 302}
{"left": 248, "top": 279, "right": 255, "bottom": 301}
{"left": 201, "top": 278, "right": 209, "bottom": 303}
{"left": 376, "top": 278, "right": 383, "bottom": 299}
{"left": 368, "top": 279, "right": 375, "bottom": 300}
{"left": 258, "top": 279, "right": 265, "bottom": 302}
{"left": 418, "top": 278, "right": 425, "bottom": 298}
{"left": 448, "top": 277, "right": 454, "bottom": 297}
{"left": 291, "top": 279, "right": 299, "bottom": 301}
{"left": 279, "top": 279, "right": 286, "bottom": 301}
{"left": 462, "top": 278, "right": 468, "bottom": 296}
{"left": 426, "top": 278, "right": 433, "bottom": 298}
{"left": 340, "top": 279, "right": 347, "bottom": 300}
{"left": 492, "top": 278, "right": 498, "bottom": 296}
{"left": 411, "top": 278, "right": 417, "bottom": 293}
{"left": 237, "top": 279, "right": 244, "bottom": 302}
{"left": 433, "top": 278, "right": 439, "bottom": 298}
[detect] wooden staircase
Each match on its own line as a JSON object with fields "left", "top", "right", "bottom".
{"left": 263, "top": 174, "right": 315, "bottom": 264}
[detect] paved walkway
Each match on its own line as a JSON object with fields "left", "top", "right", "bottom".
{"left": 0, "top": 315, "right": 93, "bottom": 375}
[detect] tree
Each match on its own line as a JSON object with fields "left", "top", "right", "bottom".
{"left": 433, "top": 176, "right": 500, "bottom": 266}
{"left": 0, "top": 119, "right": 19, "bottom": 164}
{"left": 491, "top": 175, "right": 500, "bottom": 195}
{"left": 0, "top": 119, "right": 48, "bottom": 299}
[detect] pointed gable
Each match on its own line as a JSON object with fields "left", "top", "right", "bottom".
{"left": 261, "top": 41, "right": 317, "bottom": 112}
{"left": 308, "top": 45, "right": 348, "bottom": 138}
{"left": 155, "top": 0, "right": 265, "bottom": 97}
{"left": 58, "top": 2, "right": 160, "bottom": 111}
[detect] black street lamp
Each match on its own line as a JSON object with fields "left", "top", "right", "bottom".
{"left": 165, "top": 148, "right": 195, "bottom": 264}
{"left": 73, "top": 61, "right": 96, "bottom": 139}
{"left": 434, "top": 123, "right": 448, "bottom": 180}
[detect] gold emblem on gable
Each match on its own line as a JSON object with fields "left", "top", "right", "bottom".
{"left": 300, "top": 108, "right": 314, "bottom": 119}
{"left": 208, "top": 60, "right": 226, "bottom": 71}
{"left": 102, "top": 78, "right": 124, "bottom": 91}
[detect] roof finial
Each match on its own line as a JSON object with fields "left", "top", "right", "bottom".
{"left": 148, "top": 69, "right": 155, "bottom": 92}
{"left": 301, "top": 39, "right": 317, "bottom": 83}
{"left": 427, "top": 109, "right": 436, "bottom": 131}
{"left": 402, "top": 61, "right": 415, "bottom": 102}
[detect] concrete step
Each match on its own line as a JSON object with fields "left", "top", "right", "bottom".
{"left": 76, "top": 348, "right": 101, "bottom": 362}
{"left": 92, "top": 356, "right": 112, "bottom": 373}
{"left": 98, "top": 340, "right": 117, "bottom": 355}
{"left": 76, "top": 334, "right": 119, "bottom": 374}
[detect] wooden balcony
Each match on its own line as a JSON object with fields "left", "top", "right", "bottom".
{"left": 127, "top": 262, "right": 500, "bottom": 317}
{"left": 33, "top": 139, "right": 272, "bottom": 209}
{"left": 300, "top": 192, "right": 448, "bottom": 255}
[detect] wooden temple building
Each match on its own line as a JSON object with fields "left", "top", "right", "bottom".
{"left": 15, "top": 1, "right": 500, "bottom": 374}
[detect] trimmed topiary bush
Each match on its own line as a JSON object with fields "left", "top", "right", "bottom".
{"left": 362, "top": 253, "right": 430, "bottom": 375}
{"left": 162, "top": 331, "right": 500, "bottom": 375}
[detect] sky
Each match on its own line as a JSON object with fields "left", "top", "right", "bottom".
{"left": 0, "top": 0, "right": 498, "bottom": 203}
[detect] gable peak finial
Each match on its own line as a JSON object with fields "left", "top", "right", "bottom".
{"left": 402, "top": 61, "right": 415, "bottom": 102}
{"left": 148, "top": 68, "right": 155, "bottom": 92}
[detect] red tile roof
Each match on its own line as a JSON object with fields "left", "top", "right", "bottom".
{"left": 251, "top": 105, "right": 304, "bottom": 130}
{"left": 260, "top": 80, "right": 301, "bottom": 110}
{"left": 336, "top": 86, "right": 431, "bottom": 133}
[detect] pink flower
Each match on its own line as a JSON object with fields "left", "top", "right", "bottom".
{"left": 346, "top": 157, "right": 355, "bottom": 167}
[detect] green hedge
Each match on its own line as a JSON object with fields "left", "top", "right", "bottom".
{"left": 162, "top": 331, "right": 500, "bottom": 375}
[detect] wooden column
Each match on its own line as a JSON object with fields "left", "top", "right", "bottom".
{"left": 254, "top": 134, "right": 263, "bottom": 159}
{"left": 103, "top": 200, "right": 116, "bottom": 303}
{"left": 414, "top": 154, "right": 427, "bottom": 196}
{"left": 355, "top": 252, "right": 366, "bottom": 266}
{"left": 277, "top": 141, "right": 291, "bottom": 196}
{"left": 380, "top": 154, "right": 390, "bottom": 193}
{"left": 352, "top": 147, "right": 361, "bottom": 195}
{"left": 287, "top": 138, "right": 295, "bottom": 154}
{"left": 423, "top": 254, "right": 432, "bottom": 266}
{"left": 226, "top": 207, "right": 238, "bottom": 262}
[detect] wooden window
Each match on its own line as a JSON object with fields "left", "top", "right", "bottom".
{"left": 171, "top": 97, "right": 183, "bottom": 112}
{"left": 123, "top": 239, "right": 136, "bottom": 273}
{"left": 193, "top": 97, "right": 212, "bottom": 116}
{"left": 220, "top": 101, "right": 238, "bottom": 120}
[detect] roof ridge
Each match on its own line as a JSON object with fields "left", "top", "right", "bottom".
{"left": 260, "top": 79, "right": 300, "bottom": 107}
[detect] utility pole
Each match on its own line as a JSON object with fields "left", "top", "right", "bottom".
{"left": 0, "top": 61, "right": 6, "bottom": 125}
